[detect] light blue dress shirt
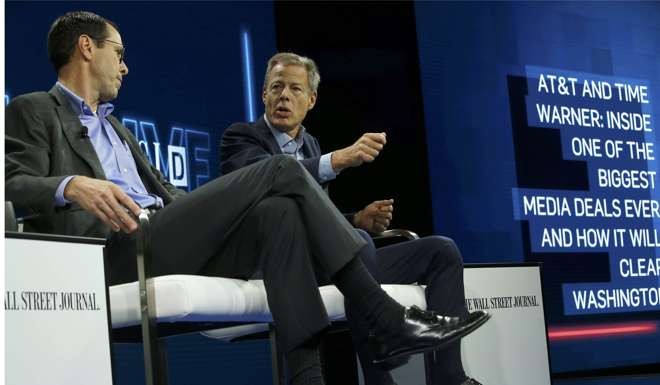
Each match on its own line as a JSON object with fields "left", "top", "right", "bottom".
{"left": 263, "top": 115, "right": 337, "bottom": 182}
{"left": 54, "top": 82, "right": 163, "bottom": 208}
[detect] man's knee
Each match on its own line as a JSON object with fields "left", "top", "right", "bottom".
{"left": 354, "top": 229, "right": 375, "bottom": 250}
{"left": 272, "top": 154, "right": 317, "bottom": 187}
{"left": 272, "top": 154, "right": 304, "bottom": 172}
{"left": 255, "top": 195, "right": 299, "bottom": 218}
{"left": 424, "top": 235, "right": 464, "bottom": 266}
{"left": 258, "top": 154, "right": 302, "bottom": 177}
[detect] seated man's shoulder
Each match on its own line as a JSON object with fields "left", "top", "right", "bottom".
{"left": 223, "top": 120, "right": 265, "bottom": 140}
{"left": 6, "top": 92, "right": 58, "bottom": 129}
{"left": 226, "top": 120, "right": 259, "bottom": 132}
{"left": 7, "top": 91, "right": 53, "bottom": 110}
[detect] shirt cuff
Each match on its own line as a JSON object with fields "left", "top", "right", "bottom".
{"left": 153, "top": 195, "right": 164, "bottom": 208}
{"left": 54, "top": 175, "right": 76, "bottom": 207}
{"left": 319, "top": 153, "right": 338, "bottom": 182}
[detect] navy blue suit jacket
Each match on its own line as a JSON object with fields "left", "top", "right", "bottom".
{"left": 221, "top": 116, "right": 327, "bottom": 186}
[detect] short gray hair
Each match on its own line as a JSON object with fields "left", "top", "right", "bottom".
{"left": 264, "top": 52, "right": 321, "bottom": 93}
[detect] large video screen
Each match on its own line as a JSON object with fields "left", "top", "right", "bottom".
{"left": 415, "top": 2, "right": 660, "bottom": 373}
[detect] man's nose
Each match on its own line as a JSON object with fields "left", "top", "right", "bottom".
{"left": 120, "top": 61, "right": 129, "bottom": 75}
{"left": 279, "top": 86, "right": 291, "bottom": 100}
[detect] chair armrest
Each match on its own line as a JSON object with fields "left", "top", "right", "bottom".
{"left": 371, "top": 229, "right": 419, "bottom": 247}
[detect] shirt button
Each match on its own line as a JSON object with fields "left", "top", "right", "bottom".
{"left": 112, "top": 141, "right": 116, "bottom": 145}
{"left": 123, "top": 168, "right": 128, "bottom": 173}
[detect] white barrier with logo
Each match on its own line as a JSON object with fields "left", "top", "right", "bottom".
{"left": 387, "top": 264, "right": 552, "bottom": 385}
{"left": 5, "top": 235, "right": 113, "bottom": 385}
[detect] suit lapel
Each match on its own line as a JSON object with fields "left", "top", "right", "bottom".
{"left": 50, "top": 87, "right": 106, "bottom": 179}
{"left": 107, "top": 115, "right": 174, "bottom": 204}
{"left": 255, "top": 117, "right": 284, "bottom": 155}
{"left": 301, "top": 132, "right": 319, "bottom": 159}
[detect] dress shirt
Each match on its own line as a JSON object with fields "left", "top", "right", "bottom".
{"left": 263, "top": 115, "right": 337, "bottom": 182}
{"left": 54, "top": 82, "right": 162, "bottom": 208}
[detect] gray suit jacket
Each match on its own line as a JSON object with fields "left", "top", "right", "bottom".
{"left": 220, "top": 117, "right": 357, "bottom": 224}
{"left": 5, "top": 86, "right": 185, "bottom": 238}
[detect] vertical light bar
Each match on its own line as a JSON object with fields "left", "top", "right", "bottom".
{"left": 5, "top": 94, "right": 10, "bottom": 106}
{"left": 241, "top": 28, "right": 256, "bottom": 122}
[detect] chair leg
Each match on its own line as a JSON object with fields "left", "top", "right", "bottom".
{"left": 136, "top": 210, "right": 169, "bottom": 385}
{"left": 144, "top": 337, "right": 169, "bottom": 385}
{"left": 269, "top": 325, "right": 286, "bottom": 385}
{"left": 140, "top": 313, "right": 169, "bottom": 385}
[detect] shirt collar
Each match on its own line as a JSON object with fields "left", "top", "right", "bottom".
{"left": 264, "top": 114, "right": 306, "bottom": 151}
{"left": 55, "top": 81, "right": 114, "bottom": 118}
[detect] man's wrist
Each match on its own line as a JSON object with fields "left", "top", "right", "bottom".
{"left": 54, "top": 175, "right": 76, "bottom": 207}
{"left": 352, "top": 209, "right": 362, "bottom": 227}
{"left": 63, "top": 175, "right": 84, "bottom": 202}
{"left": 319, "top": 153, "right": 338, "bottom": 182}
{"left": 331, "top": 150, "right": 345, "bottom": 172}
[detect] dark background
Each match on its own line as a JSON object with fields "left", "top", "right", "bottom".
{"left": 274, "top": 2, "right": 433, "bottom": 234}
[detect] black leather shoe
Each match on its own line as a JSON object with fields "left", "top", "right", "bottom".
{"left": 372, "top": 312, "right": 461, "bottom": 371}
{"left": 369, "top": 306, "right": 491, "bottom": 364}
{"left": 426, "top": 310, "right": 462, "bottom": 327}
{"left": 461, "top": 377, "right": 483, "bottom": 385}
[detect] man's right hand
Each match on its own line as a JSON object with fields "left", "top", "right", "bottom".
{"left": 331, "top": 132, "right": 386, "bottom": 172}
{"left": 64, "top": 176, "right": 141, "bottom": 233}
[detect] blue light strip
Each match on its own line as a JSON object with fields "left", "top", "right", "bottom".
{"left": 5, "top": 94, "right": 10, "bottom": 106}
{"left": 241, "top": 28, "right": 256, "bottom": 122}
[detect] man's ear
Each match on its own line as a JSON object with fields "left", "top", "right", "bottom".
{"left": 308, "top": 92, "right": 317, "bottom": 111}
{"left": 78, "top": 34, "right": 95, "bottom": 61}
{"left": 262, "top": 87, "right": 267, "bottom": 104}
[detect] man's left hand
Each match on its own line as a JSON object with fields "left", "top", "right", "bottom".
{"left": 353, "top": 199, "right": 394, "bottom": 233}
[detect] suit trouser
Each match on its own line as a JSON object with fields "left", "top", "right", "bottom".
{"left": 108, "top": 155, "right": 366, "bottom": 352}
{"left": 347, "top": 235, "right": 468, "bottom": 385}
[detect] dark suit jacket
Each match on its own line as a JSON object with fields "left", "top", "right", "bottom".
{"left": 220, "top": 116, "right": 356, "bottom": 223}
{"left": 221, "top": 116, "right": 327, "bottom": 185}
{"left": 5, "top": 86, "right": 185, "bottom": 238}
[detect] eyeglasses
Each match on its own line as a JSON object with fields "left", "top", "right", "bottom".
{"left": 99, "top": 38, "right": 125, "bottom": 63}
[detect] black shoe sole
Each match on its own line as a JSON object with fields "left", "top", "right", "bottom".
{"left": 372, "top": 312, "right": 492, "bottom": 364}
{"left": 373, "top": 354, "right": 410, "bottom": 371}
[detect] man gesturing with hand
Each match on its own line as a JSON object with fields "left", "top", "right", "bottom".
{"left": 221, "top": 52, "right": 487, "bottom": 385}
{"left": 329, "top": 132, "right": 396, "bottom": 233}
{"left": 331, "top": 132, "right": 387, "bottom": 171}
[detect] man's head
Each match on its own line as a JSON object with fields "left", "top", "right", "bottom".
{"left": 48, "top": 11, "right": 128, "bottom": 102}
{"left": 262, "top": 52, "right": 320, "bottom": 137}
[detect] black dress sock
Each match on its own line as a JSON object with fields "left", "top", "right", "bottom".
{"left": 333, "top": 257, "right": 405, "bottom": 338}
{"left": 286, "top": 335, "right": 325, "bottom": 385}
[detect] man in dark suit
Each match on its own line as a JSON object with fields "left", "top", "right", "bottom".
{"left": 5, "top": 12, "right": 487, "bottom": 385}
{"left": 221, "top": 52, "right": 485, "bottom": 385}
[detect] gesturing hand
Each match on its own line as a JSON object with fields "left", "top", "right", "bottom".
{"left": 353, "top": 199, "right": 394, "bottom": 233}
{"left": 64, "top": 176, "right": 142, "bottom": 233}
{"left": 331, "top": 132, "right": 387, "bottom": 172}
